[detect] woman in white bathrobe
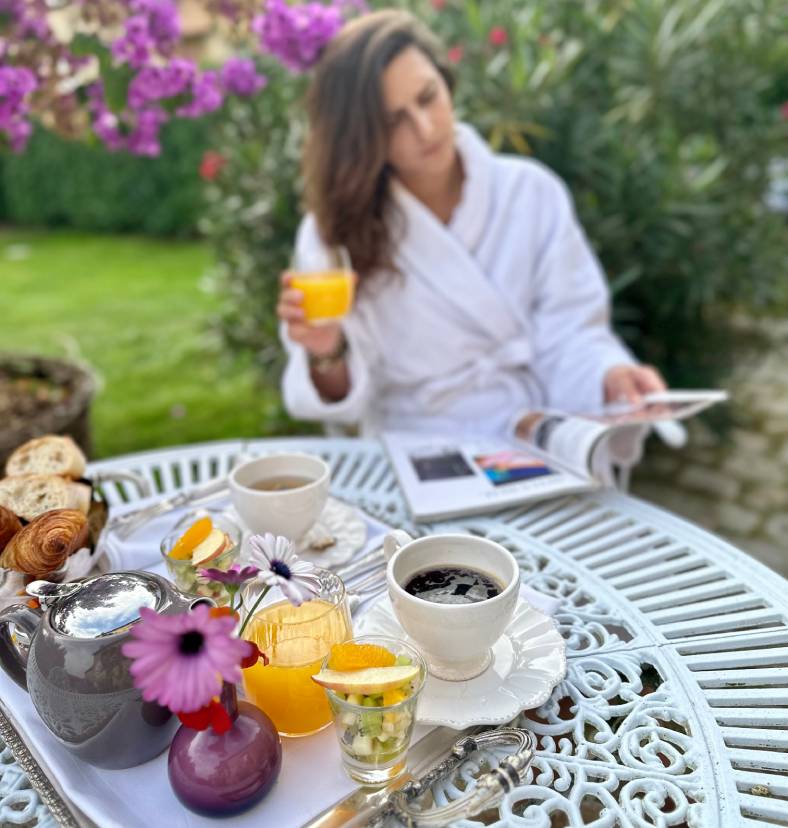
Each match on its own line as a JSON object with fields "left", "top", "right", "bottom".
{"left": 277, "top": 9, "right": 665, "bottom": 441}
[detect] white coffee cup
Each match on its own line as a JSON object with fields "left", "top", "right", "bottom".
{"left": 228, "top": 453, "right": 330, "bottom": 540}
{"left": 384, "top": 530, "right": 520, "bottom": 681}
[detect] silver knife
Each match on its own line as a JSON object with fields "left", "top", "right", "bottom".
{"left": 106, "top": 477, "right": 229, "bottom": 538}
{"left": 302, "top": 726, "right": 472, "bottom": 828}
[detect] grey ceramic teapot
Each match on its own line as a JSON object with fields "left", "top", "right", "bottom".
{"left": 0, "top": 570, "right": 207, "bottom": 769}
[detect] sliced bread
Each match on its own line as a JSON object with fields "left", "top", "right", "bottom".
{"left": 5, "top": 435, "right": 87, "bottom": 480}
{"left": 0, "top": 474, "right": 91, "bottom": 522}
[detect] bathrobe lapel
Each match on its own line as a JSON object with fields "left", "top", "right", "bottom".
{"left": 390, "top": 125, "right": 523, "bottom": 347}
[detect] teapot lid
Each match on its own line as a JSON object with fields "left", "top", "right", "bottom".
{"left": 47, "top": 572, "right": 163, "bottom": 639}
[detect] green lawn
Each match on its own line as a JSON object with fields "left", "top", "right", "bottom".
{"left": 0, "top": 227, "right": 284, "bottom": 459}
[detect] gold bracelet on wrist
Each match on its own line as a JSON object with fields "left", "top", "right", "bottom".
{"left": 308, "top": 336, "right": 348, "bottom": 375}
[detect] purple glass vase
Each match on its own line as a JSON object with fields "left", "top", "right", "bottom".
{"left": 168, "top": 683, "right": 282, "bottom": 817}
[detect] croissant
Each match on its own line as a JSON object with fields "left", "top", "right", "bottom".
{"left": 0, "top": 509, "right": 88, "bottom": 578}
{"left": 0, "top": 505, "right": 22, "bottom": 553}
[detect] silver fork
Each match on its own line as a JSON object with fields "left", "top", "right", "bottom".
{"left": 344, "top": 565, "right": 387, "bottom": 616}
{"left": 335, "top": 544, "right": 386, "bottom": 581}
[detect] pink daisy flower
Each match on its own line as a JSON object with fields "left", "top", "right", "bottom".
{"left": 121, "top": 604, "right": 252, "bottom": 713}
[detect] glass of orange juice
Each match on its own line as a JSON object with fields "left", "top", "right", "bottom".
{"left": 289, "top": 244, "right": 355, "bottom": 325}
{"left": 240, "top": 569, "right": 352, "bottom": 737}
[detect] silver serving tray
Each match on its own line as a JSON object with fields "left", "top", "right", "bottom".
{"left": 0, "top": 699, "right": 93, "bottom": 828}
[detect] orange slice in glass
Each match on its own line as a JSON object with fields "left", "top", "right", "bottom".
{"left": 169, "top": 517, "right": 213, "bottom": 560}
{"left": 328, "top": 643, "right": 396, "bottom": 671}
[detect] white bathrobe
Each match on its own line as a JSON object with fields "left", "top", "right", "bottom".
{"left": 281, "top": 123, "right": 635, "bottom": 440}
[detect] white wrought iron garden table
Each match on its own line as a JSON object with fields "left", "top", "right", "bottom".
{"left": 2, "top": 436, "right": 787, "bottom": 828}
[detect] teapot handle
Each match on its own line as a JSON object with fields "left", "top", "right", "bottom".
{"left": 0, "top": 603, "right": 41, "bottom": 691}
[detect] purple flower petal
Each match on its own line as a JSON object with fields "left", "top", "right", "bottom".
{"left": 199, "top": 563, "right": 260, "bottom": 585}
{"left": 220, "top": 57, "right": 267, "bottom": 97}
{"left": 251, "top": 0, "right": 345, "bottom": 73}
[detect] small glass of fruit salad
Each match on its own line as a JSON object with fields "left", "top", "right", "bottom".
{"left": 159, "top": 509, "right": 241, "bottom": 606}
{"left": 312, "top": 635, "right": 426, "bottom": 786}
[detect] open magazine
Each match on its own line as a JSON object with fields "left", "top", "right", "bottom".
{"left": 382, "top": 390, "right": 728, "bottom": 522}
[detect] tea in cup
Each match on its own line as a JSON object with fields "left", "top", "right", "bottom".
{"left": 384, "top": 530, "right": 520, "bottom": 681}
{"left": 228, "top": 453, "right": 330, "bottom": 540}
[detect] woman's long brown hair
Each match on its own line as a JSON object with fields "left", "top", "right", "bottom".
{"left": 303, "top": 10, "right": 454, "bottom": 282}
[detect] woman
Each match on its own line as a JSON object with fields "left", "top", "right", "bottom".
{"left": 277, "top": 9, "right": 665, "bottom": 441}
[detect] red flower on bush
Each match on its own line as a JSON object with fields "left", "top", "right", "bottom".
{"left": 781, "top": 101, "right": 788, "bottom": 120}
{"left": 447, "top": 45, "right": 464, "bottom": 64}
{"left": 430, "top": 0, "right": 447, "bottom": 9}
{"left": 199, "top": 150, "right": 226, "bottom": 180}
{"left": 488, "top": 26, "right": 508, "bottom": 47}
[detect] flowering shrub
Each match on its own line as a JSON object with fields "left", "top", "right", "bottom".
{"left": 0, "top": 0, "right": 365, "bottom": 155}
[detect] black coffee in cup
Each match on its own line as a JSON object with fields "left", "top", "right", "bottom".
{"left": 403, "top": 565, "right": 502, "bottom": 605}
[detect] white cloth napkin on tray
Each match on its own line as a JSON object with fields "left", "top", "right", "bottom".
{"left": 98, "top": 497, "right": 390, "bottom": 573}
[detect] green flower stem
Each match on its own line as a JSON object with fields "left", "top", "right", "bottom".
{"left": 237, "top": 584, "right": 271, "bottom": 638}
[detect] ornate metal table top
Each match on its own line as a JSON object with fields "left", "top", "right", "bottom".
{"left": 2, "top": 437, "right": 786, "bottom": 828}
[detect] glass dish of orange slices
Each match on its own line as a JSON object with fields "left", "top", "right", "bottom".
{"left": 159, "top": 509, "right": 241, "bottom": 606}
{"left": 312, "top": 636, "right": 426, "bottom": 786}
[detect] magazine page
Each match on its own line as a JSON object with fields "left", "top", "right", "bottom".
{"left": 513, "top": 390, "right": 729, "bottom": 478}
{"left": 382, "top": 432, "right": 595, "bottom": 522}
{"left": 588, "top": 390, "right": 729, "bottom": 426}
{"left": 514, "top": 412, "right": 608, "bottom": 478}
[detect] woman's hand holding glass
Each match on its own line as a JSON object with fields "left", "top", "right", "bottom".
{"left": 277, "top": 243, "right": 355, "bottom": 358}
{"left": 277, "top": 272, "right": 346, "bottom": 357}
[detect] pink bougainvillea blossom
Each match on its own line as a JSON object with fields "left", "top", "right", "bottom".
{"left": 252, "top": 0, "right": 344, "bottom": 73}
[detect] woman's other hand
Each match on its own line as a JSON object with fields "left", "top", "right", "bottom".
{"left": 277, "top": 272, "right": 344, "bottom": 357}
{"left": 604, "top": 363, "right": 666, "bottom": 405}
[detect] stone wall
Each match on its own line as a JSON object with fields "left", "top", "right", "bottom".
{"left": 631, "top": 315, "right": 788, "bottom": 577}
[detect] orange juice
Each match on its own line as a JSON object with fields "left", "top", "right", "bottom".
{"left": 290, "top": 270, "right": 354, "bottom": 324}
{"left": 242, "top": 598, "right": 351, "bottom": 736}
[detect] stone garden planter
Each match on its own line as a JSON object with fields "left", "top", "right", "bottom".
{"left": 0, "top": 353, "right": 95, "bottom": 469}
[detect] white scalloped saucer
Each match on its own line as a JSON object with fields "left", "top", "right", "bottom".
{"left": 356, "top": 597, "right": 567, "bottom": 729}
{"left": 237, "top": 496, "right": 367, "bottom": 569}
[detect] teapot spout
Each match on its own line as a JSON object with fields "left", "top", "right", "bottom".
{"left": 0, "top": 602, "right": 42, "bottom": 691}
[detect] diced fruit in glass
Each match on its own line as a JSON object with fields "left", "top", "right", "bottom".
{"left": 351, "top": 734, "right": 374, "bottom": 756}
{"left": 383, "top": 688, "right": 408, "bottom": 706}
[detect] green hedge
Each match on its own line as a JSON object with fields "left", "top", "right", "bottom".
{"left": 0, "top": 116, "right": 218, "bottom": 236}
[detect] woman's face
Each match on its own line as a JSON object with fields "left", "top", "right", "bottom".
{"left": 381, "top": 46, "right": 456, "bottom": 181}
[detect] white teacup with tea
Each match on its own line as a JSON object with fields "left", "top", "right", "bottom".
{"left": 229, "top": 453, "right": 330, "bottom": 540}
{"left": 384, "top": 531, "right": 520, "bottom": 681}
